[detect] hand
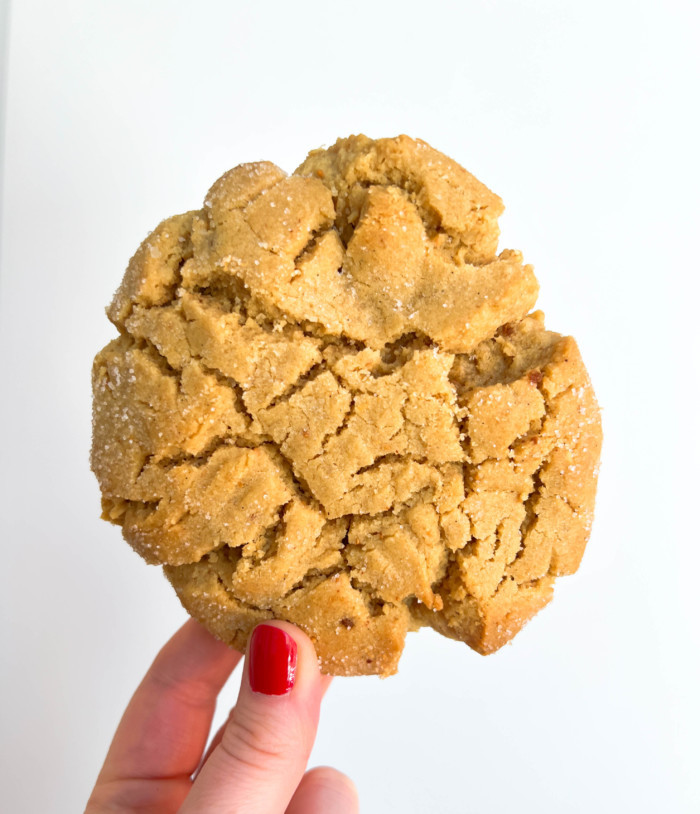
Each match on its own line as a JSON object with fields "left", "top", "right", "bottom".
{"left": 85, "top": 619, "right": 358, "bottom": 813}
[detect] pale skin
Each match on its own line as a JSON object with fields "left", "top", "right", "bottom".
{"left": 85, "top": 619, "right": 359, "bottom": 814}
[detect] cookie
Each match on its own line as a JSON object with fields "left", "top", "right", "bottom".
{"left": 92, "top": 135, "right": 602, "bottom": 676}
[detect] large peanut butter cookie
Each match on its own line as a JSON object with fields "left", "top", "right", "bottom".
{"left": 92, "top": 135, "right": 602, "bottom": 676}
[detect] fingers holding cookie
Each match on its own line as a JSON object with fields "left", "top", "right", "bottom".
{"left": 180, "top": 621, "right": 334, "bottom": 814}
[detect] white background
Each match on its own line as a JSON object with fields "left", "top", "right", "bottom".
{"left": 1, "top": 1, "right": 699, "bottom": 812}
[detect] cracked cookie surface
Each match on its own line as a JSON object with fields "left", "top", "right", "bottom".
{"left": 92, "top": 134, "right": 602, "bottom": 676}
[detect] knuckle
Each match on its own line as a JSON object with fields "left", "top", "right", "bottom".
{"left": 146, "top": 665, "right": 215, "bottom": 711}
{"left": 85, "top": 777, "right": 169, "bottom": 813}
{"left": 219, "top": 704, "right": 305, "bottom": 772}
{"left": 305, "top": 766, "right": 358, "bottom": 800}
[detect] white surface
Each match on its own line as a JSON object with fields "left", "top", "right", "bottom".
{"left": 1, "top": 1, "right": 699, "bottom": 812}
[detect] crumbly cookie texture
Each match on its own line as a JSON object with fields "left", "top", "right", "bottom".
{"left": 92, "top": 134, "right": 602, "bottom": 676}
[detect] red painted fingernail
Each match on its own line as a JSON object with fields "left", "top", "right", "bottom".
{"left": 248, "top": 625, "right": 297, "bottom": 695}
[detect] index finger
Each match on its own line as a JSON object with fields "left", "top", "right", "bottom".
{"left": 95, "top": 618, "right": 241, "bottom": 786}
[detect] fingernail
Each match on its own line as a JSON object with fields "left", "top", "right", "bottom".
{"left": 248, "top": 625, "right": 297, "bottom": 695}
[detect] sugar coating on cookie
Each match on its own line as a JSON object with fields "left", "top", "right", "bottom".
{"left": 92, "top": 135, "right": 602, "bottom": 676}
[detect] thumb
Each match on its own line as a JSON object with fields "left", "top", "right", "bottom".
{"left": 179, "top": 621, "right": 329, "bottom": 814}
